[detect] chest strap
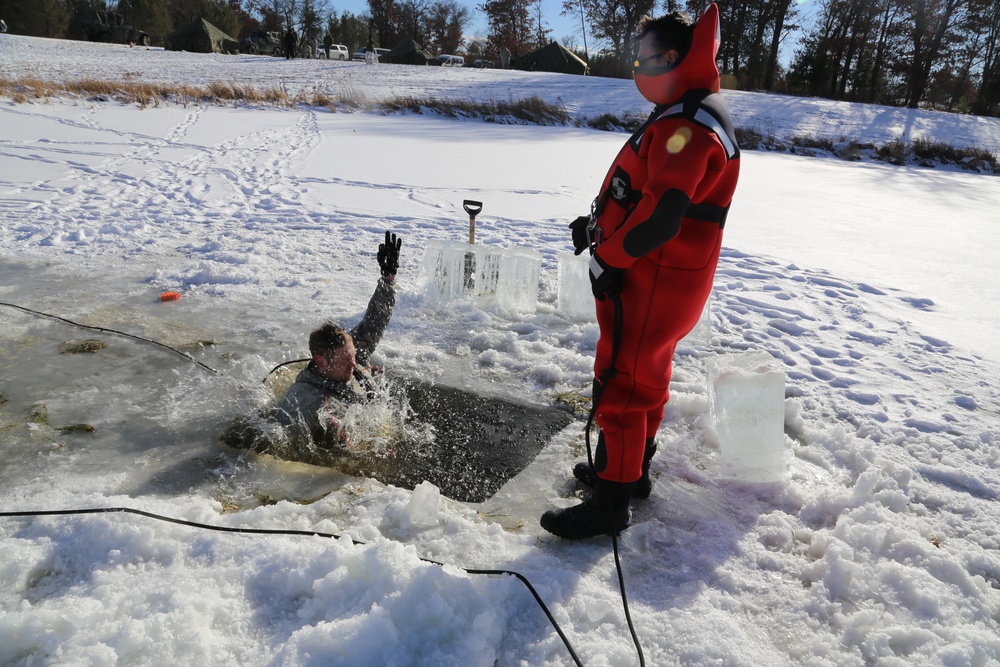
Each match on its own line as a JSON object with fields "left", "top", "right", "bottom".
{"left": 656, "top": 92, "right": 740, "bottom": 160}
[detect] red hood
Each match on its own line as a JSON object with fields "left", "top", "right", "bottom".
{"left": 634, "top": 3, "right": 721, "bottom": 105}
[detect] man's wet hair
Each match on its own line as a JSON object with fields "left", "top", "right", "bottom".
{"left": 310, "top": 322, "right": 348, "bottom": 356}
{"left": 636, "top": 11, "right": 696, "bottom": 59}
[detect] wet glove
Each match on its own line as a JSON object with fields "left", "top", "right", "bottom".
{"left": 568, "top": 215, "right": 592, "bottom": 255}
{"left": 589, "top": 254, "right": 624, "bottom": 301}
{"left": 377, "top": 231, "right": 401, "bottom": 279}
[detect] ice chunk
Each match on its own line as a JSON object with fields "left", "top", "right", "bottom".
{"left": 405, "top": 480, "right": 441, "bottom": 527}
{"left": 557, "top": 252, "right": 594, "bottom": 321}
{"left": 706, "top": 352, "right": 787, "bottom": 483}
{"left": 495, "top": 246, "right": 541, "bottom": 312}
{"left": 419, "top": 240, "right": 540, "bottom": 312}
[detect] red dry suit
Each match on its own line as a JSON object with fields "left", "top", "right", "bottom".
{"left": 589, "top": 3, "right": 740, "bottom": 483}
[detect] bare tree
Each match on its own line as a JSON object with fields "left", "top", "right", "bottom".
{"left": 425, "top": 0, "right": 470, "bottom": 54}
{"left": 561, "top": 0, "right": 655, "bottom": 75}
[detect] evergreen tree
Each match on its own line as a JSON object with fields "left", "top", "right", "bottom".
{"left": 328, "top": 10, "right": 370, "bottom": 52}
{"left": 116, "top": 0, "right": 172, "bottom": 44}
{"left": 0, "top": 0, "right": 71, "bottom": 37}
{"left": 970, "top": 0, "right": 1000, "bottom": 114}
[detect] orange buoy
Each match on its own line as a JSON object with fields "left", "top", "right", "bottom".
{"left": 160, "top": 291, "right": 182, "bottom": 302}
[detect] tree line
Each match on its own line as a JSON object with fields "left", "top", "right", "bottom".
{"left": 556, "top": 0, "right": 997, "bottom": 115}
{"left": 1, "top": 0, "right": 996, "bottom": 115}
{"left": 0, "top": 0, "right": 471, "bottom": 59}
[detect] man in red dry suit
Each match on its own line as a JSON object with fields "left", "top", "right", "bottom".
{"left": 542, "top": 4, "right": 741, "bottom": 539}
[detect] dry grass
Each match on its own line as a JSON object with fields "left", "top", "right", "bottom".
{"left": 734, "top": 124, "right": 996, "bottom": 173}
{"left": 1, "top": 75, "right": 995, "bottom": 173}
{"left": 0, "top": 76, "right": 294, "bottom": 109}
{"left": 380, "top": 94, "right": 571, "bottom": 125}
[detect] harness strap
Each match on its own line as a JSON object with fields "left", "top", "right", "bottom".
{"left": 657, "top": 102, "right": 738, "bottom": 159}
{"left": 685, "top": 202, "right": 730, "bottom": 228}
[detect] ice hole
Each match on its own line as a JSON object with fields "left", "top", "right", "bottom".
{"left": 1, "top": 258, "right": 570, "bottom": 506}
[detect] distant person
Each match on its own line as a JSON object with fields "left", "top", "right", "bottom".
{"left": 275, "top": 231, "right": 400, "bottom": 446}
{"left": 323, "top": 31, "right": 333, "bottom": 60}
{"left": 283, "top": 27, "right": 297, "bottom": 60}
{"left": 365, "top": 33, "right": 376, "bottom": 64}
{"left": 541, "top": 3, "right": 741, "bottom": 539}
{"left": 1, "top": 19, "right": 8, "bottom": 33}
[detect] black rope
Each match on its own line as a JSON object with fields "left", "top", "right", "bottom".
{"left": 0, "top": 507, "right": 583, "bottom": 667}
{"left": 0, "top": 301, "right": 219, "bottom": 375}
{"left": 585, "top": 292, "right": 624, "bottom": 471}
{"left": 583, "top": 291, "right": 646, "bottom": 667}
{"left": 1, "top": 295, "right": 640, "bottom": 664}
{"left": 263, "top": 357, "right": 311, "bottom": 383}
{"left": 612, "top": 532, "right": 645, "bottom": 667}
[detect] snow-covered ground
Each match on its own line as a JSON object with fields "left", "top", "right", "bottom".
{"left": 2, "top": 33, "right": 1000, "bottom": 666}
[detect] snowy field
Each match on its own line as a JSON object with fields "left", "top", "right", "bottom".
{"left": 2, "top": 33, "right": 1000, "bottom": 666}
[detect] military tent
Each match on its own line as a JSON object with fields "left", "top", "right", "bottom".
{"left": 511, "top": 41, "right": 588, "bottom": 75}
{"left": 165, "top": 18, "right": 239, "bottom": 54}
{"left": 381, "top": 40, "right": 434, "bottom": 66}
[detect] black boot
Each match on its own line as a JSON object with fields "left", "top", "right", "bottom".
{"left": 572, "top": 432, "right": 607, "bottom": 488}
{"left": 574, "top": 437, "right": 657, "bottom": 499}
{"left": 633, "top": 439, "right": 657, "bottom": 500}
{"left": 540, "top": 478, "right": 635, "bottom": 539}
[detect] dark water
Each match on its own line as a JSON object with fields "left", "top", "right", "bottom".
{"left": 220, "top": 373, "right": 573, "bottom": 503}
{"left": 377, "top": 377, "right": 572, "bottom": 502}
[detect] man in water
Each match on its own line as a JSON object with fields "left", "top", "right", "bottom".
{"left": 224, "top": 231, "right": 401, "bottom": 467}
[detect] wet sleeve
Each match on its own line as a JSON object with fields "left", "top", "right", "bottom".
{"left": 595, "top": 119, "right": 719, "bottom": 270}
{"left": 350, "top": 277, "right": 396, "bottom": 364}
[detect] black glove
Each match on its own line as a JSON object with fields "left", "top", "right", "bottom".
{"left": 589, "top": 253, "right": 624, "bottom": 301}
{"left": 377, "top": 231, "right": 401, "bottom": 278}
{"left": 568, "top": 215, "right": 592, "bottom": 255}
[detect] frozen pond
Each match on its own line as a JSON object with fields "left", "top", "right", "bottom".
{"left": 1, "top": 255, "right": 571, "bottom": 509}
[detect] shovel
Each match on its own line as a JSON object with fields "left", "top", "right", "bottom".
{"left": 463, "top": 199, "right": 482, "bottom": 291}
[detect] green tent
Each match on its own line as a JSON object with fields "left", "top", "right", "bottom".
{"left": 165, "top": 18, "right": 239, "bottom": 55}
{"left": 512, "top": 41, "right": 588, "bottom": 75}
{"left": 381, "top": 40, "right": 435, "bottom": 66}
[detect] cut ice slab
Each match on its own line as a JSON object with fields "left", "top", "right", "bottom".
{"left": 556, "top": 252, "right": 593, "bottom": 321}
{"left": 419, "top": 240, "right": 541, "bottom": 312}
{"left": 706, "top": 351, "right": 787, "bottom": 483}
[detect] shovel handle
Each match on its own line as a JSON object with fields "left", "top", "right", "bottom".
{"left": 463, "top": 199, "right": 482, "bottom": 244}
{"left": 463, "top": 200, "right": 483, "bottom": 217}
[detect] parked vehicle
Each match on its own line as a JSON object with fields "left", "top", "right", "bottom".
{"left": 324, "top": 44, "right": 349, "bottom": 60}
{"left": 80, "top": 8, "right": 150, "bottom": 46}
{"left": 241, "top": 30, "right": 284, "bottom": 57}
{"left": 351, "top": 47, "right": 391, "bottom": 61}
{"left": 437, "top": 54, "right": 464, "bottom": 67}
